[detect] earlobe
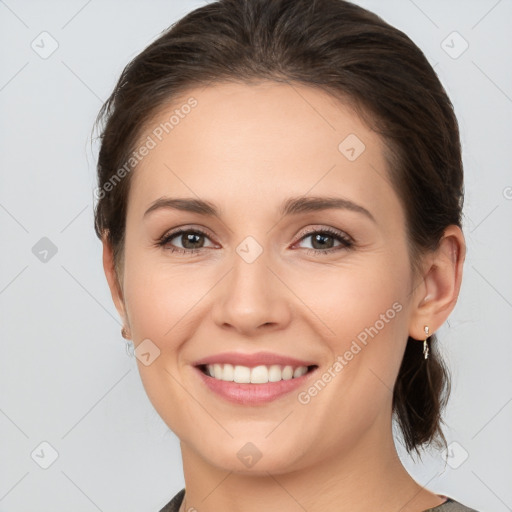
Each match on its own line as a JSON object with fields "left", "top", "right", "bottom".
{"left": 409, "top": 225, "right": 466, "bottom": 340}
{"left": 101, "top": 234, "right": 127, "bottom": 321}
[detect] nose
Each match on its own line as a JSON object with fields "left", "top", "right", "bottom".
{"left": 211, "top": 250, "right": 293, "bottom": 336}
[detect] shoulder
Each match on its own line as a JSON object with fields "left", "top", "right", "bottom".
{"left": 158, "top": 488, "right": 185, "bottom": 512}
{"left": 424, "top": 497, "right": 480, "bottom": 511}
{"left": 157, "top": 490, "right": 480, "bottom": 512}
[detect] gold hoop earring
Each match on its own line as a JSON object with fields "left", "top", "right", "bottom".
{"left": 423, "top": 325, "right": 430, "bottom": 360}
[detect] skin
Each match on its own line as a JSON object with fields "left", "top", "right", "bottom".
{"left": 102, "top": 81, "right": 465, "bottom": 512}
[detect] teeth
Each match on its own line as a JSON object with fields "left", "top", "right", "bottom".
{"left": 205, "top": 363, "right": 309, "bottom": 383}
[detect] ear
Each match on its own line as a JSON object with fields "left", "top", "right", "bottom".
{"left": 102, "top": 233, "right": 128, "bottom": 323}
{"left": 408, "top": 225, "right": 466, "bottom": 340}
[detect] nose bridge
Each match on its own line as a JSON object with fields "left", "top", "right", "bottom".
{"left": 211, "top": 239, "right": 292, "bottom": 334}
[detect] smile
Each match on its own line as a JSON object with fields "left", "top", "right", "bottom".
{"left": 199, "top": 363, "right": 315, "bottom": 383}
{"left": 195, "top": 363, "right": 318, "bottom": 405}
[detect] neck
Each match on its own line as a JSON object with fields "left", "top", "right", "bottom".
{"left": 177, "top": 415, "right": 445, "bottom": 512}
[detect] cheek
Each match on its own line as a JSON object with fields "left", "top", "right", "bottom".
{"left": 123, "top": 259, "right": 212, "bottom": 342}
{"left": 284, "top": 253, "right": 411, "bottom": 383}
{"left": 289, "top": 254, "right": 409, "bottom": 332}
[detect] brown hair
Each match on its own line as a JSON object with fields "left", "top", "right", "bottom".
{"left": 94, "top": 0, "right": 463, "bottom": 456}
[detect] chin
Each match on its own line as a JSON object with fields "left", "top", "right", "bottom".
{"left": 192, "top": 437, "right": 311, "bottom": 475}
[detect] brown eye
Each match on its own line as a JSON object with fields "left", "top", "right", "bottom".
{"left": 310, "top": 232, "right": 336, "bottom": 250}
{"left": 296, "top": 228, "right": 353, "bottom": 255}
{"left": 158, "top": 228, "right": 215, "bottom": 254}
{"left": 177, "top": 231, "right": 206, "bottom": 249}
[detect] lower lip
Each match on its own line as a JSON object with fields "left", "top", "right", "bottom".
{"left": 194, "top": 366, "right": 317, "bottom": 405}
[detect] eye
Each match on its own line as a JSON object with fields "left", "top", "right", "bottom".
{"left": 156, "top": 226, "right": 354, "bottom": 256}
{"left": 294, "top": 227, "right": 354, "bottom": 255}
{"left": 157, "top": 227, "right": 216, "bottom": 255}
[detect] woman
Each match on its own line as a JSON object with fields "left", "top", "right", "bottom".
{"left": 94, "top": 0, "right": 477, "bottom": 510}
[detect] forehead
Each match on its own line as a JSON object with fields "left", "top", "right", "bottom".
{"left": 128, "top": 81, "right": 400, "bottom": 223}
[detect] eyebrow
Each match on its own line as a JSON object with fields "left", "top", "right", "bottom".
{"left": 143, "top": 195, "right": 375, "bottom": 222}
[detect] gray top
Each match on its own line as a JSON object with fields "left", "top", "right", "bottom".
{"left": 159, "top": 488, "right": 479, "bottom": 511}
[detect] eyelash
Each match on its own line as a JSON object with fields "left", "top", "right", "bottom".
{"left": 156, "top": 226, "right": 354, "bottom": 256}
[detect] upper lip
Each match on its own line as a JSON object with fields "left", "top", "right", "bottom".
{"left": 193, "top": 351, "right": 317, "bottom": 368}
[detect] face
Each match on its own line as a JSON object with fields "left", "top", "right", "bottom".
{"left": 112, "top": 81, "right": 422, "bottom": 473}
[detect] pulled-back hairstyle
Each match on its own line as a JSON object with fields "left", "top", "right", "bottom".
{"left": 94, "top": 0, "right": 464, "bottom": 456}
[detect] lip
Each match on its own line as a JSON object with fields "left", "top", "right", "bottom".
{"left": 194, "top": 366, "right": 318, "bottom": 405}
{"left": 193, "top": 356, "right": 319, "bottom": 405}
{"left": 192, "top": 351, "right": 317, "bottom": 368}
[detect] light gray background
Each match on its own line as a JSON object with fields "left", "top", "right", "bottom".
{"left": 1, "top": 0, "right": 511, "bottom": 511}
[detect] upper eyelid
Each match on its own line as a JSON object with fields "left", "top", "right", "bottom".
{"left": 297, "top": 226, "right": 352, "bottom": 240}
{"left": 163, "top": 225, "right": 215, "bottom": 239}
